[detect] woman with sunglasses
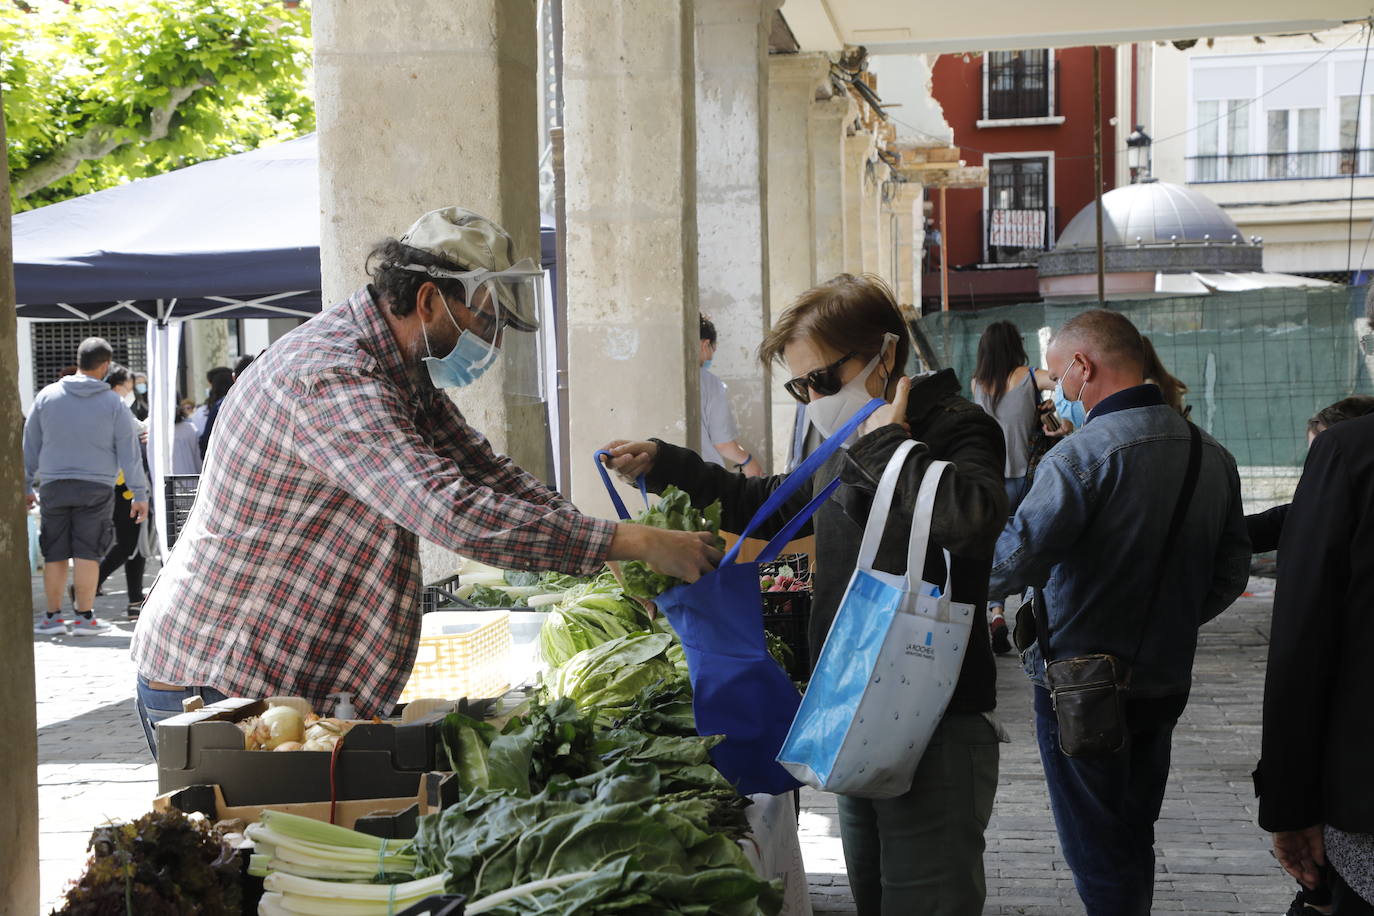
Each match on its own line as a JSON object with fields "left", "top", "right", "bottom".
{"left": 604, "top": 274, "right": 1008, "bottom": 915}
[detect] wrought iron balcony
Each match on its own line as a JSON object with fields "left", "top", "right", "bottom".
{"left": 1187, "top": 149, "right": 1374, "bottom": 183}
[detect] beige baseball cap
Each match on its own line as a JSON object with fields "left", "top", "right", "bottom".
{"left": 399, "top": 207, "right": 541, "bottom": 332}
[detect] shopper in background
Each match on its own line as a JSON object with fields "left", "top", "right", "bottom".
{"left": 989, "top": 310, "right": 1249, "bottom": 915}
{"left": 196, "top": 366, "right": 235, "bottom": 459}
{"left": 95, "top": 365, "right": 151, "bottom": 619}
{"left": 171, "top": 396, "right": 204, "bottom": 476}
{"left": 130, "top": 371, "right": 150, "bottom": 422}
{"left": 1247, "top": 395, "right": 1374, "bottom": 555}
{"left": 969, "top": 320, "right": 1057, "bottom": 654}
{"left": 697, "top": 315, "right": 762, "bottom": 477}
{"left": 605, "top": 274, "right": 1007, "bottom": 914}
{"left": 1142, "top": 337, "right": 1190, "bottom": 418}
{"left": 132, "top": 206, "right": 719, "bottom": 756}
{"left": 24, "top": 338, "right": 149, "bottom": 637}
{"left": 1256, "top": 293, "right": 1374, "bottom": 916}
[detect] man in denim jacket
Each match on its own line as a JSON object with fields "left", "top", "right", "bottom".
{"left": 989, "top": 309, "right": 1250, "bottom": 915}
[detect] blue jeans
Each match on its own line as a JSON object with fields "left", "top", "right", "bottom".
{"left": 1034, "top": 685, "right": 1187, "bottom": 916}
{"left": 135, "top": 675, "right": 227, "bottom": 761}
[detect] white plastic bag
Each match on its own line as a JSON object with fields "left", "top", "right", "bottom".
{"left": 777, "top": 442, "right": 974, "bottom": 798}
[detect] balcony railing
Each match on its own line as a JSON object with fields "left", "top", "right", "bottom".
{"left": 1188, "top": 149, "right": 1374, "bottom": 183}
{"left": 982, "top": 207, "right": 1056, "bottom": 264}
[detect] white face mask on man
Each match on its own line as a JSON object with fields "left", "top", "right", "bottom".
{"left": 805, "top": 334, "right": 897, "bottom": 446}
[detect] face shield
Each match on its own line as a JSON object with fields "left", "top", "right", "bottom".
{"left": 399, "top": 258, "right": 547, "bottom": 401}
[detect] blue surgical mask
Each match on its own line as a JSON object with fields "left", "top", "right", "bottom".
{"left": 421, "top": 292, "right": 499, "bottom": 389}
{"left": 1052, "top": 359, "right": 1089, "bottom": 428}
{"left": 134, "top": 382, "right": 148, "bottom": 395}
{"left": 702, "top": 358, "right": 713, "bottom": 370}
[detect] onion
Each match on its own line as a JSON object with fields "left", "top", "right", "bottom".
{"left": 259, "top": 705, "right": 305, "bottom": 750}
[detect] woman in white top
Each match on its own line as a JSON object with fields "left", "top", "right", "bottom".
{"left": 969, "top": 320, "right": 1061, "bottom": 653}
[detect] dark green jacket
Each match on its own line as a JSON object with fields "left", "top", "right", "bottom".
{"left": 647, "top": 369, "right": 1008, "bottom": 714}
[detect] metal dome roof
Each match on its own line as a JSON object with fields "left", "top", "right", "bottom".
{"left": 1056, "top": 180, "right": 1247, "bottom": 249}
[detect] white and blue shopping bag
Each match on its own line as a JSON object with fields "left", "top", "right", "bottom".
{"left": 777, "top": 442, "right": 974, "bottom": 798}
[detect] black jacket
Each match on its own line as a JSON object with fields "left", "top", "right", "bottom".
{"left": 1256, "top": 413, "right": 1374, "bottom": 832}
{"left": 647, "top": 369, "right": 1007, "bottom": 715}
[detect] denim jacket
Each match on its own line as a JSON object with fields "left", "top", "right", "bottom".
{"left": 989, "top": 388, "right": 1250, "bottom": 697}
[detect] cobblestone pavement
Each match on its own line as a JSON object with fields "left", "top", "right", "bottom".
{"left": 33, "top": 570, "right": 1289, "bottom": 914}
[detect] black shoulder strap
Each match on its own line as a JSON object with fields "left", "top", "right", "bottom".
{"left": 1034, "top": 421, "right": 1203, "bottom": 665}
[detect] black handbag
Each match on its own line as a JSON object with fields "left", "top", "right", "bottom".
{"left": 1033, "top": 421, "right": 1202, "bottom": 758}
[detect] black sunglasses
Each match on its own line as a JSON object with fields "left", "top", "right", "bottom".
{"left": 784, "top": 352, "right": 858, "bottom": 404}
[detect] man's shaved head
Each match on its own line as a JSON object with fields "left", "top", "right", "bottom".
{"left": 1053, "top": 309, "right": 1146, "bottom": 372}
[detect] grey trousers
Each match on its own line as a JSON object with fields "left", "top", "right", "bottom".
{"left": 836, "top": 712, "right": 1001, "bottom": 916}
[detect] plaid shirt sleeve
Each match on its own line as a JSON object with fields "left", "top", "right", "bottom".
{"left": 289, "top": 367, "right": 615, "bottom": 575}
{"left": 426, "top": 393, "right": 576, "bottom": 512}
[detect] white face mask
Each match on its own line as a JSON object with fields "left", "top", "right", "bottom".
{"left": 805, "top": 335, "right": 896, "bottom": 446}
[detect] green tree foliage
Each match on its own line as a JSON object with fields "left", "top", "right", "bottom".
{"left": 3, "top": 0, "right": 313, "bottom": 212}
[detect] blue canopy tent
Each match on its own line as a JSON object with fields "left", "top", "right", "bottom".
{"left": 12, "top": 133, "right": 559, "bottom": 551}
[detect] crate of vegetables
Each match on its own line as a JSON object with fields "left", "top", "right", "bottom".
{"left": 760, "top": 555, "right": 812, "bottom": 681}
{"left": 156, "top": 697, "right": 449, "bottom": 807}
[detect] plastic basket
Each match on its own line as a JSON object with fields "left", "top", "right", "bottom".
{"left": 164, "top": 475, "right": 200, "bottom": 549}
{"left": 762, "top": 592, "right": 811, "bottom": 681}
{"left": 398, "top": 612, "right": 512, "bottom": 704}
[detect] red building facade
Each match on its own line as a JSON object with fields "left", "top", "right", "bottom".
{"left": 923, "top": 47, "right": 1117, "bottom": 311}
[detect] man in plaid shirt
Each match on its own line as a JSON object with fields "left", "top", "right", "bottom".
{"left": 131, "top": 208, "right": 720, "bottom": 753}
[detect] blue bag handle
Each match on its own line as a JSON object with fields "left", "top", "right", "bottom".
{"left": 593, "top": 449, "right": 651, "bottom": 521}
{"left": 755, "top": 476, "right": 842, "bottom": 567}
{"left": 721, "top": 397, "right": 886, "bottom": 566}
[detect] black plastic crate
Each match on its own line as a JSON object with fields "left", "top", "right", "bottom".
{"left": 763, "top": 592, "right": 811, "bottom": 682}
{"left": 164, "top": 475, "right": 200, "bottom": 549}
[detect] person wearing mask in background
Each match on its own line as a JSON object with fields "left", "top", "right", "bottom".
{"left": 1141, "top": 337, "right": 1190, "bottom": 418}
{"left": 172, "top": 396, "right": 204, "bottom": 476}
{"left": 969, "top": 320, "right": 1057, "bottom": 655}
{"left": 698, "top": 315, "right": 762, "bottom": 477}
{"left": 196, "top": 366, "right": 235, "bottom": 459}
{"left": 131, "top": 371, "right": 150, "bottom": 422}
{"left": 131, "top": 207, "right": 720, "bottom": 756}
{"left": 1255, "top": 293, "right": 1374, "bottom": 916}
{"left": 989, "top": 310, "right": 1250, "bottom": 915}
{"left": 95, "top": 365, "right": 151, "bottom": 620}
{"left": 605, "top": 274, "right": 1008, "bottom": 914}
{"left": 24, "top": 338, "right": 149, "bottom": 636}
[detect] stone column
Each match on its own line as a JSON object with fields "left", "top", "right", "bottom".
{"left": 0, "top": 88, "right": 40, "bottom": 916}
{"left": 766, "top": 53, "right": 829, "bottom": 474}
{"left": 695, "top": 0, "right": 775, "bottom": 471}
{"left": 563, "top": 1, "right": 699, "bottom": 517}
{"left": 313, "top": 0, "right": 544, "bottom": 577}
{"left": 890, "top": 181, "right": 924, "bottom": 306}
{"left": 842, "top": 128, "right": 874, "bottom": 274}
{"left": 862, "top": 158, "right": 882, "bottom": 276}
{"left": 809, "top": 94, "right": 850, "bottom": 283}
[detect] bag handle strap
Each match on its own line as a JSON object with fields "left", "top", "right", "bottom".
{"left": 593, "top": 450, "right": 650, "bottom": 521}
{"left": 854, "top": 439, "right": 921, "bottom": 570}
{"left": 903, "top": 459, "right": 954, "bottom": 594}
{"left": 721, "top": 397, "right": 885, "bottom": 566}
{"left": 755, "top": 476, "right": 842, "bottom": 567}
{"left": 1035, "top": 421, "right": 1202, "bottom": 665}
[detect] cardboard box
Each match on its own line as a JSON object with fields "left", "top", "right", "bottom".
{"left": 156, "top": 697, "right": 450, "bottom": 806}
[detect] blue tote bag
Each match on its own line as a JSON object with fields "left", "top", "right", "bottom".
{"left": 599, "top": 398, "right": 884, "bottom": 796}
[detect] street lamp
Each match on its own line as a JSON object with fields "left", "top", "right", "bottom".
{"left": 1126, "top": 125, "right": 1153, "bottom": 182}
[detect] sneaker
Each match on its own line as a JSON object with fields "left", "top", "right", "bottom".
{"left": 70, "top": 613, "right": 112, "bottom": 637}
{"left": 34, "top": 613, "right": 70, "bottom": 636}
{"left": 989, "top": 615, "right": 1012, "bottom": 655}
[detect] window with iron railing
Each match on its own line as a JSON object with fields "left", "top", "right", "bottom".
{"left": 984, "top": 49, "right": 1054, "bottom": 120}
{"left": 985, "top": 157, "right": 1053, "bottom": 263}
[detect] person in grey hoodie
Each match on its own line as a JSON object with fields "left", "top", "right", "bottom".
{"left": 24, "top": 337, "right": 149, "bottom": 636}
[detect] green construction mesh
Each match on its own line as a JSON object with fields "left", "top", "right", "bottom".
{"left": 913, "top": 286, "right": 1374, "bottom": 467}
